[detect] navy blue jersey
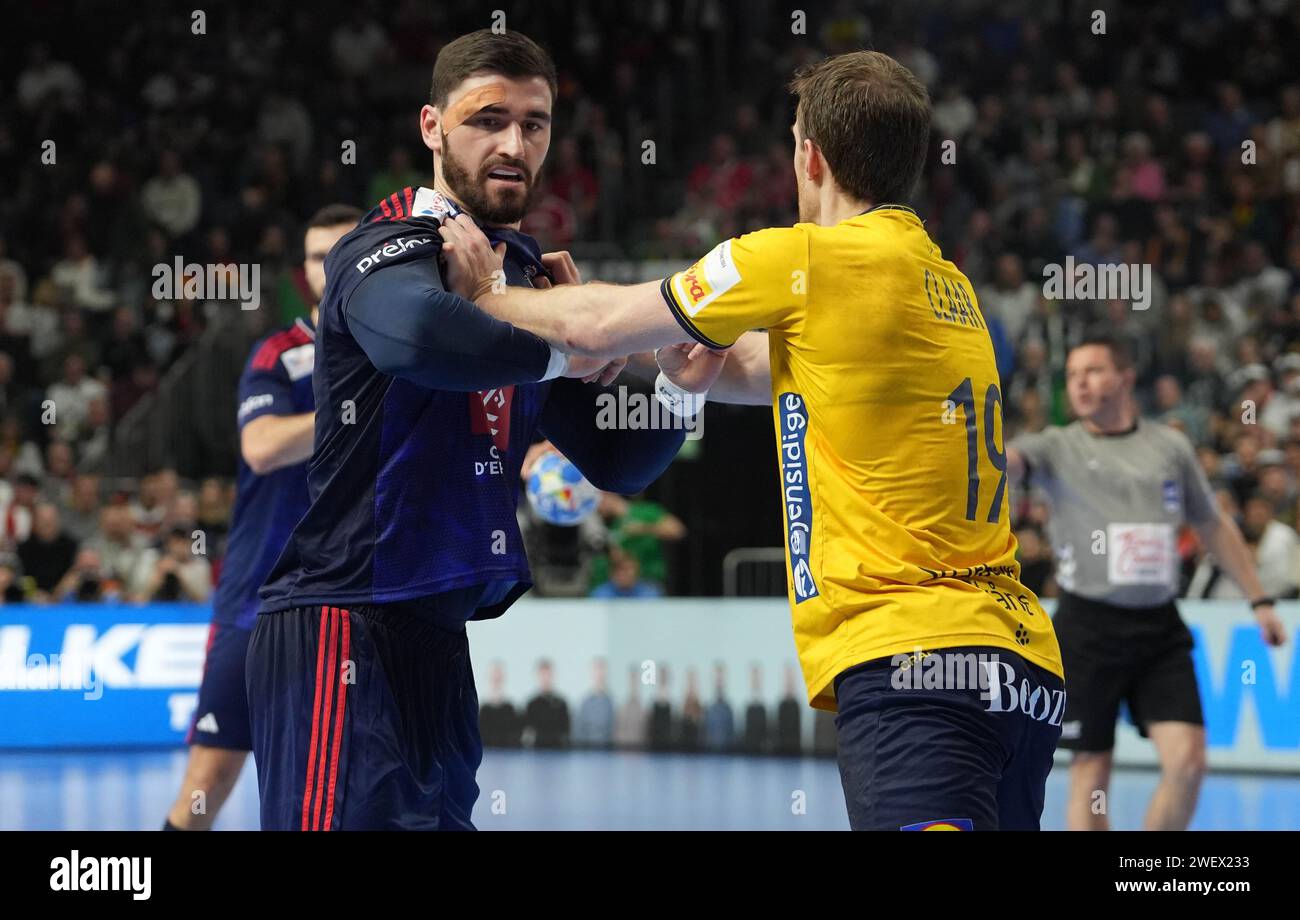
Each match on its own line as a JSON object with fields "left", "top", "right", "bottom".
{"left": 259, "top": 187, "right": 685, "bottom": 622}
{"left": 213, "top": 317, "right": 315, "bottom": 629}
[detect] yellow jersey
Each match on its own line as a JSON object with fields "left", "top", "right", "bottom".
{"left": 662, "top": 205, "right": 1063, "bottom": 710}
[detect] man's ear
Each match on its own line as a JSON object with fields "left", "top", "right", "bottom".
{"left": 420, "top": 104, "right": 443, "bottom": 155}
{"left": 802, "top": 136, "right": 822, "bottom": 184}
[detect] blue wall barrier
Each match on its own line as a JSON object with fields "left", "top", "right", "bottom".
{"left": 1, "top": 600, "right": 1296, "bottom": 770}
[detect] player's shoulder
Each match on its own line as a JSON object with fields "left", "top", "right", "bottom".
{"left": 695, "top": 225, "right": 809, "bottom": 280}
{"left": 326, "top": 186, "right": 453, "bottom": 278}
{"left": 246, "top": 317, "right": 316, "bottom": 381}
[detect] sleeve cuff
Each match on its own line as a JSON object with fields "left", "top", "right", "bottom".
{"left": 659, "top": 277, "right": 732, "bottom": 351}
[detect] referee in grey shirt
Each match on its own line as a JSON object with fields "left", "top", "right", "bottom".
{"left": 1007, "top": 336, "right": 1287, "bottom": 831}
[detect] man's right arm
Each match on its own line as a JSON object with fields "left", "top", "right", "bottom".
{"left": 241, "top": 413, "right": 315, "bottom": 475}
{"left": 1007, "top": 430, "right": 1055, "bottom": 487}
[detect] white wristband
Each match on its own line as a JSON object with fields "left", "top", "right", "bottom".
{"left": 541, "top": 346, "right": 569, "bottom": 381}
{"left": 654, "top": 372, "right": 707, "bottom": 418}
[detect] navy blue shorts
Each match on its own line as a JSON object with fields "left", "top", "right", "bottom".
{"left": 833, "top": 646, "right": 1065, "bottom": 831}
{"left": 246, "top": 604, "right": 482, "bottom": 831}
{"left": 187, "top": 622, "right": 253, "bottom": 751}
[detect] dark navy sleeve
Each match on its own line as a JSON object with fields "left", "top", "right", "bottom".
{"left": 537, "top": 378, "right": 685, "bottom": 494}
{"left": 236, "top": 348, "right": 296, "bottom": 430}
{"left": 344, "top": 257, "right": 553, "bottom": 391}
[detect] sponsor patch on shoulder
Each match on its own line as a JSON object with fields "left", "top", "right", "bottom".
{"left": 280, "top": 343, "right": 315, "bottom": 381}
{"left": 901, "top": 818, "right": 974, "bottom": 831}
{"left": 672, "top": 239, "right": 741, "bottom": 317}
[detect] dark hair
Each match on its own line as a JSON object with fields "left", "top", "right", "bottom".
{"left": 1074, "top": 333, "right": 1134, "bottom": 372}
{"left": 430, "top": 29, "right": 557, "bottom": 108}
{"left": 789, "top": 51, "right": 931, "bottom": 204}
{"left": 307, "top": 203, "right": 363, "bottom": 230}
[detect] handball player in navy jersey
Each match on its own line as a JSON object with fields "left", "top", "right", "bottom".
{"left": 248, "top": 30, "right": 697, "bottom": 830}
{"left": 164, "top": 205, "right": 361, "bottom": 830}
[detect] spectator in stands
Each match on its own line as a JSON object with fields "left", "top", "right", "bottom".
{"left": 573, "top": 657, "right": 615, "bottom": 749}
{"left": 50, "top": 234, "right": 115, "bottom": 314}
{"left": 613, "top": 665, "right": 647, "bottom": 750}
{"left": 589, "top": 493, "right": 685, "bottom": 593}
{"left": 589, "top": 553, "right": 660, "bottom": 599}
{"left": 84, "top": 503, "right": 146, "bottom": 594}
{"left": 42, "top": 441, "right": 76, "bottom": 503}
{"left": 523, "top": 659, "right": 570, "bottom": 749}
{"left": 0, "top": 474, "right": 41, "bottom": 546}
{"left": 195, "top": 478, "right": 232, "bottom": 552}
{"left": 52, "top": 548, "right": 109, "bottom": 603}
{"left": 46, "top": 353, "right": 107, "bottom": 443}
{"left": 130, "top": 469, "right": 175, "bottom": 541}
{"left": 703, "top": 662, "right": 735, "bottom": 753}
{"left": 137, "top": 526, "right": 211, "bottom": 602}
{"left": 140, "top": 150, "right": 201, "bottom": 241}
{"left": 679, "top": 668, "right": 703, "bottom": 753}
{"left": 742, "top": 664, "right": 768, "bottom": 755}
{"left": 1014, "top": 523, "right": 1055, "bottom": 597}
{"left": 775, "top": 665, "right": 803, "bottom": 757}
{"left": 648, "top": 665, "right": 675, "bottom": 752}
{"left": 18, "top": 503, "right": 78, "bottom": 597}
{"left": 1188, "top": 495, "right": 1300, "bottom": 600}
{"left": 62, "top": 474, "right": 101, "bottom": 543}
{"left": 479, "top": 661, "right": 523, "bottom": 749}
{"left": 0, "top": 552, "right": 26, "bottom": 603}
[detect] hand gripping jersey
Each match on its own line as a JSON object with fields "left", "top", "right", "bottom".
{"left": 259, "top": 187, "right": 684, "bottom": 621}
{"left": 213, "top": 317, "right": 315, "bottom": 629}
{"left": 663, "top": 205, "right": 1064, "bottom": 710}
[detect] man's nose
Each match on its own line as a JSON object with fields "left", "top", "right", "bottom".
{"left": 495, "top": 122, "right": 525, "bottom": 159}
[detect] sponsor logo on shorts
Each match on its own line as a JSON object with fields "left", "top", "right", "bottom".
{"left": 901, "top": 818, "right": 974, "bottom": 831}
{"left": 980, "top": 659, "right": 1067, "bottom": 725}
{"left": 779, "top": 392, "right": 818, "bottom": 603}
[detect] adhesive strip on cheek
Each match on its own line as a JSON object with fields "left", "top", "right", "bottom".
{"left": 441, "top": 83, "right": 509, "bottom": 133}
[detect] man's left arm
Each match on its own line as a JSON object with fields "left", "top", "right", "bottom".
{"left": 1192, "top": 510, "right": 1287, "bottom": 646}
{"left": 536, "top": 378, "right": 687, "bottom": 495}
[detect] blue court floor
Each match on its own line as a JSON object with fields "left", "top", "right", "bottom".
{"left": 1, "top": 749, "right": 1298, "bottom": 830}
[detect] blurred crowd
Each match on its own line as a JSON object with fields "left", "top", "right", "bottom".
{"left": 0, "top": 467, "right": 233, "bottom": 604}
{"left": 479, "top": 657, "right": 838, "bottom": 757}
{"left": 0, "top": 1, "right": 1298, "bottom": 599}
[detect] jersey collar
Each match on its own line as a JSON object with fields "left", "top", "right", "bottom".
{"left": 295, "top": 315, "right": 316, "bottom": 341}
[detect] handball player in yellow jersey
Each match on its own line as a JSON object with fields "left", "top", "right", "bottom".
{"left": 439, "top": 50, "right": 1065, "bottom": 830}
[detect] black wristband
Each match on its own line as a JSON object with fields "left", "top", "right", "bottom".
{"left": 1250, "top": 597, "right": 1275, "bottom": 610}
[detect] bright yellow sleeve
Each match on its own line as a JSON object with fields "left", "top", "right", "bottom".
{"left": 660, "top": 227, "right": 808, "bottom": 348}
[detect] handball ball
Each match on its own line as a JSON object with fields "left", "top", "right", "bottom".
{"left": 526, "top": 452, "right": 599, "bottom": 526}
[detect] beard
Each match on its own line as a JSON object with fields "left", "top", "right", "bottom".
{"left": 442, "top": 134, "right": 540, "bottom": 225}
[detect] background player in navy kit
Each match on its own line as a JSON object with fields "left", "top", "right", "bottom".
{"left": 248, "top": 30, "right": 694, "bottom": 830}
{"left": 163, "top": 205, "right": 361, "bottom": 831}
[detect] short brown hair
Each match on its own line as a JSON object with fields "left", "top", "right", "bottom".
{"left": 1075, "top": 333, "right": 1134, "bottom": 372}
{"left": 306, "top": 203, "right": 363, "bottom": 230}
{"left": 430, "top": 29, "right": 557, "bottom": 108}
{"left": 789, "top": 51, "right": 931, "bottom": 204}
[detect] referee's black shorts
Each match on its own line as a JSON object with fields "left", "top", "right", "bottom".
{"left": 1052, "top": 590, "right": 1203, "bottom": 752}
